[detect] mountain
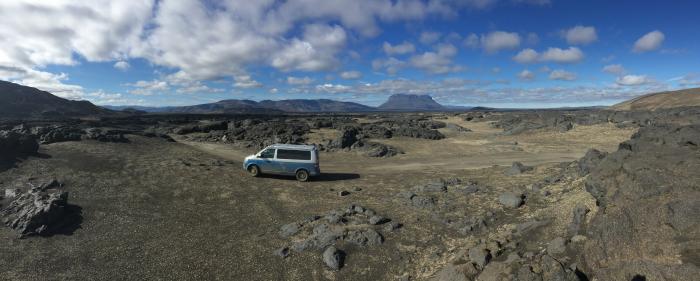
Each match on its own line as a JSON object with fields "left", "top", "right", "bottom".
{"left": 0, "top": 80, "right": 113, "bottom": 119}
{"left": 257, "top": 99, "right": 374, "bottom": 112}
{"left": 611, "top": 88, "right": 700, "bottom": 111}
{"left": 378, "top": 94, "right": 445, "bottom": 111}
{"left": 132, "top": 99, "right": 376, "bottom": 114}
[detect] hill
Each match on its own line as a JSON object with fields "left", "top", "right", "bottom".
{"left": 378, "top": 94, "right": 445, "bottom": 111}
{"left": 257, "top": 99, "right": 374, "bottom": 112}
{"left": 0, "top": 80, "right": 113, "bottom": 119}
{"left": 611, "top": 87, "right": 700, "bottom": 111}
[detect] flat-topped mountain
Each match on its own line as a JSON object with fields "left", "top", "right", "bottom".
{"left": 378, "top": 94, "right": 445, "bottom": 111}
{"left": 611, "top": 87, "right": 700, "bottom": 111}
{"left": 0, "top": 80, "right": 112, "bottom": 119}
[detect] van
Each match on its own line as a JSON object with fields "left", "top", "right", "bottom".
{"left": 243, "top": 144, "right": 320, "bottom": 182}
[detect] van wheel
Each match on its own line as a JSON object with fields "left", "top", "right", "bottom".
{"left": 295, "top": 169, "right": 309, "bottom": 182}
{"left": 248, "top": 165, "right": 260, "bottom": 177}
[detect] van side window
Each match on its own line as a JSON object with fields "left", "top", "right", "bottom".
{"left": 260, "top": 149, "right": 275, "bottom": 158}
{"left": 277, "top": 149, "right": 311, "bottom": 160}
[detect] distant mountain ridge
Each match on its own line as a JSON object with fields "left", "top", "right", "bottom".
{"left": 378, "top": 94, "right": 445, "bottom": 111}
{"left": 0, "top": 80, "right": 113, "bottom": 119}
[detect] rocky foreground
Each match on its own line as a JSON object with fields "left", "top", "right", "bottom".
{"left": 0, "top": 109, "right": 698, "bottom": 280}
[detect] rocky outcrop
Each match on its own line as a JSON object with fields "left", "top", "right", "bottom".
{"left": 0, "top": 130, "right": 39, "bottom": 160}
{"left": 582, "top": 124, "right": 700, "bottom": 280}
{"left": 1, "top": 180, "right": 81, "bottom": 238}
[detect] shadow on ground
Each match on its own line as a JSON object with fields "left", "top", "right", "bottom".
{"left": 257, "top": 172, "right": 360, "bottom": 182}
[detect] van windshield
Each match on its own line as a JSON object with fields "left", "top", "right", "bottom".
{"left": 259, "top": 148, "right": 275, "bottom": 158}
{"left": 276, "top": 149, "right": 311, "bottom": 160}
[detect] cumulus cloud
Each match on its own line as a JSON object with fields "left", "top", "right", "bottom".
{"left": 409, "top": 43, "right": 461, "bottom": 74}
{"left": 518, "top": 69, "right": 535, "bottom": 81}
{"left": 463, "top": 33, "right": 480, "bottom": 49}
{"left": 602, "top": 64, "right": 625, "bottom": 75}
{"left": 616, "top": 75, "right": 652, "bottom": 86}
{"left": 340, "top": 71, "right": 362, "bottom": 79}
{"left": 419, "top": 31, "right": 442, "bottom": 44}
{"left": 513, "top": 49, "right": 539, "bottom": 63}
{"left": 633, "top": 30, "right": 665, "bottom": 53}
{"left": 233, "top": 75, "right": 263, "bottom": 88}
{"left": 539, "top": 47, "right": 584, "bottom": 63}
{"left": 287, "top": 76, "right": 315, "bottom": 85}
{"left": 480, "top": 31, "right": 521, "bottom": 53}
{"left": 549, "top": 69, "right": 577, "bottom": 81}
{"left": 113, "top": 61, "right": 130, "bottom": 71}
{"left": 271, "top": 24, "right": 347, "bottom": 72}
{"left": 383, "top": 41, "right": 416, "bottom": 55}
{"left": 372, "top": 57, "right": 407, "bottom": 75}
{"left": 562, "top": 25, "right": 597, "bottom": 45}
{"left": 127, "top": 80, "right": 170, "bottom": 96}
{"left": 513, "top": 47, "right": 584, "bottom": 64}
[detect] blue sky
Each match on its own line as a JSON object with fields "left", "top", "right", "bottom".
{"left": 1, "top": 0, "right": 699, "bottom": 108}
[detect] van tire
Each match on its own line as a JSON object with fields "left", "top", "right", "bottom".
{"left": 295, "top": 169, "right": 309, "bottom": 182}
{"left": 248, "top": 165, "right": 260, "bottom": 177}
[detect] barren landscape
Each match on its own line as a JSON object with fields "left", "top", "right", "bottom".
{"left": 2, "top": 98, "right": 699, "bottom": 280}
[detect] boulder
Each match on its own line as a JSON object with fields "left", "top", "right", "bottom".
{"left": 1, "top": 188, "right": 75, "bottom": 237}
{"left": 504, "top": 162, "right": 533, "bottom": 176}
{"left": 0, "top": 130, "right": 39, "bottom": 159}
{"left": 498, "top": 192, "right": 523, "bottom": 208}
{"left": 322, "top": 246, "right": 344, "bottom": 270}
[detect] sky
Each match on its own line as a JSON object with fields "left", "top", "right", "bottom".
{"left": 0, "top": 0, "right": 699, "bottom": 108}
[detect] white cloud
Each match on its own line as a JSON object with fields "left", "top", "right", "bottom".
{"left": 372, "top": 57, "right": 406, "bottom": 75}
{"left": 539, "top": 47, "right": 584, "bottom": 63}
{"left": 128, "top": 80, "right": 170, "bottom": 96}
{"left": 383, "top": 41, "right": 416, "bottom": 55}
{"left": 315, "top": 83, "right": 350, "bottom": 94}
{"left": 287, "top": 76, "right": 315, "bottom": 85}
{"left": 420, "top": 31, "right": 442, "bottom": 44}
{"left": 513, "top": 47, "right": 584, "bottom": 64}
{"left": 113, "top": 61, "right": 130, "bottom": 71}
{"left": 549, "top": 69, "right": 577, "bottom": 81}
{"left": 463, "top": 33, "right": 480, "bottom": 48}
{"left": 616, "top": 75, "right": 652, "bottom": 86}
{"left": 340, "top": 71, "right": 362, "bottom": 79}
{"left": 602, "top": 64, "right": 625, "bottom": 75}
{"left": 562, "top": 25, "right": 597, "bottom": 45}
{"left": 233, "top": 75, "right": 263, "bottom": 89}
{"left": 409, "top": 43, "right": 460, "bottom": 74}
{"left": 480, "top": 31, "right": 521, "bottom": 53}
{"left": 269, "top": 88, "right": 279, "bottom": 94}
{"left": 633, "top": 30, "right": 665, "bottom": 53}
{"left": 518, "top": 69, "right": 535, "bottom": 81}
{"left": 513, "top": 48, "right": 539, "bottom": 63}
{"left": 526, "top": 32, "right": 540, "bottom": 45}
{"left": 271, "top": 24, "right": 347, "bottom": 72}
{"left": 671, "top": 74, "right": 700, "bottom": 87}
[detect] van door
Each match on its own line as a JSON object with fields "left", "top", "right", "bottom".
{"left": 257, "top": 148, "right": 279, "bottom": 173}
{"left": 276, "top": 149, "right": 312, "bottom": 174}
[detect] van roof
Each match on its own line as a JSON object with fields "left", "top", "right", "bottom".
{"left": 268, "top": 143, "right": 317, "bottom": 150}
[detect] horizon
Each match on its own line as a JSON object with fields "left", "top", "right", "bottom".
{"left": 1, "top": 1, "right": 699, "bottom": 108}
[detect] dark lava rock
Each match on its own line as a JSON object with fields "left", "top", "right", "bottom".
{"left": 504, "top": 162, "right": 533, "bottom": 176}
{"left": 82, "top": 128, "right": 128, "bottom": 143}
{"left": 383, "top": 221, "right": 402, "bottom": 232}
{"left": 322, "top": 246, "right": 344, "bottom": 270}
{"left": 32, "top": 125, "right": 83, "bottom": 144}
{"left": 368, "top": 215, "right": 388, "bottom": 225}
{"left": 363, "top": 142, "right": 403, "bottom": 158}
{"left": 577, "top": 148, "right": 607, "bottom": 176}
{"left": 334, "top": 127, "right": 359, "bottom": 149}
{"left": 568, "top": 205, "right": 589, "bottom": 237}
{"left": 582, "top": 124, "right": 700, "bottom": 280}
{"left": 275, "top": 247, "right": 290, "bottom": 258}
{"left": 344, "top": 228, "right": 383, "bottom": 247}
{"left": 338, "top": 190, "right": 350, "bottom": 197}
{"left": 413, "top": 181, "right": 447, "bottom": 193}
{"left": 468, "top": 246, "right": 492, "bottom": 269}
{"left": 547, "top": 237, "right": 567, "bottom": 256}
{"left": 279, "top": 222, "right": 302, "bottom": 238}
{"left": 0, "top": 130, "right": 39, "bottom": 159}
{"left": 1, "top": 188, "right": 77, "bottom": 237}
{"left": 498, "top": 192, "right": 523, "bottom": 208}
{"left": 446, "top": 123, "right": 472, "bottom": 132}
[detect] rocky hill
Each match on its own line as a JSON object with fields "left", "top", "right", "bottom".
{"left": 257, "top": 99, "right": 374, "bottom": 112}
{"left": 0, "top": 80, "right": 113, "bottom": 119}
{"left": 378, "top": 94, "right": 445, "bottom": 111}
{"left": 611, "top": 87, "right": 700, "bottom": 111}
